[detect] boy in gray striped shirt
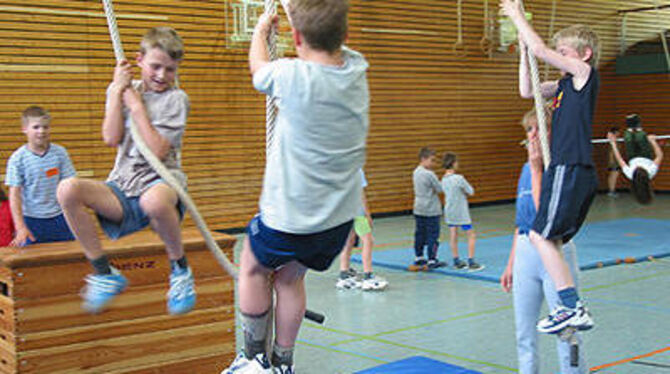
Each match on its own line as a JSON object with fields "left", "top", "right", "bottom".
{"left": 5, "top": 106, "right": 76, "bottom": 246}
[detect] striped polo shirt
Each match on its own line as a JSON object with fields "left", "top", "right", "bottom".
{"left": 5, "top": 144, "right": 76, "bottom": 218}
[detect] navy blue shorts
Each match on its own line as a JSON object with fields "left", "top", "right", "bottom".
{"left": 247, "top": 214, "right": 353, "bottom": 271}
{"left": 97, "top": 182, "right": 185, "bottom": 240}
{"left": 24, "top": 214, "right": 75, "bottom": 245}
{"left": 532, "top": 164, "right": 597, "bottom": 243}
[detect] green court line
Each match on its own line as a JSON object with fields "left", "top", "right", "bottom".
{"left": 303, "top": 322, "right": 516, "bottom": 372}
{"left": 582, "top": 269, "right": 670, "bottom": 293}
{"left": 296, "top": 340, "right": 387, "bottom": 364}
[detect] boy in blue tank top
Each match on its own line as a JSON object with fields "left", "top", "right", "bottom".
{"left": 502, "top": 0, "right": 599, "bottom": 334}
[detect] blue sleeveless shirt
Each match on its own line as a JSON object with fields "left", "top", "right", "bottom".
{"left": 550, "top": 68, "right": 599, "bottom": 166}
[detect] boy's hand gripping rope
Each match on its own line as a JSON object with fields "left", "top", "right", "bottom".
{"left": 101, "top": 0, "right": 324, "bottom": 324}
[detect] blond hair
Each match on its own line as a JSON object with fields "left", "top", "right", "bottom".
{"left": 552, "top": 24, "right": 600, "bottom": 67}
{"left": 21, "top": 105, "right": 50, "bottom": 126}
{"left": 520, "top": 106, "right": 552, "bottom": 132}
{"left": 288, "top": 0, "right": 348, "bottom": 52}
{"left": 140, "top": 27, "right": 184, "bottom": 61}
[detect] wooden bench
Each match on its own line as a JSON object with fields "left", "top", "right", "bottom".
{"left": 0, "top": 229, "right": 237, "bottom": 374}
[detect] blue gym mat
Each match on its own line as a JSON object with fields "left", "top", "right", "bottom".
{"left": 352, "top": 218, "right": 670, "bottom": 283}
{"left": 355, "top": 356, "right": 482, "bottom": 374}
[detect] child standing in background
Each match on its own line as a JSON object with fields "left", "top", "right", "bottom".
{"left": 441, "top": 152, "right": 484, "bottom": 271}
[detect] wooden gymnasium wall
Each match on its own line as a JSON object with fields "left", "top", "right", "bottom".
{"left": 0, "top": 1, "right": 668, "bottom": 231}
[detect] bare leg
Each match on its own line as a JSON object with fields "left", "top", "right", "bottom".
{"left": 57, "top": 178, "right": 123, "bottom": 260}
{"left": 360, "top": 232, "right": 374, "bottom": 273}
{"left": 529, "top": 231, "right": 574, "bottom": 290}
{"left": 467, "top": 228, "right": 476, "bottom": 258}
{"left": 338, "top": 230, "right": 355, "bottom": 272}
{"left": 273, "top": 261, "right": 308, "bottom": 348}
{"left": 140, "top": 183, "right": 183, "bottom": 260}
{"left": 607, "top": 171, "right": 619, "bottom": 193}
{"left": 449, "top": 226, "right": 459, "bottom": 258}
{"left": 239, "top": 237, "right": 274, "bottom": 315}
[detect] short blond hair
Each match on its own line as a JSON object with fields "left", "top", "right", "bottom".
{"left": 140, "top": 27, "right": 184, "bottom": 61}
{"left": 288, "top": 0, "right": 348, "bottom": 52}
{"left": 552, "top": 25, "right": 600, "bottom": 67}
{"left": 21, "top": 105, "right": 50, "bottom": 126}
{"left": 520, "top": 106, "right": 552, "bottom": 132}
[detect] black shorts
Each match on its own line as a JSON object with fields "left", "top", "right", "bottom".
{"left": 247, "top": 214, "right": 353, "bottom": 271}
{"left": 532, "top": 164, "right": 597, "bottom": 243}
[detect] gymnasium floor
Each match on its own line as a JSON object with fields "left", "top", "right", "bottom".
{"left": 231, "top": 193, "right": 670, "bottom": 373}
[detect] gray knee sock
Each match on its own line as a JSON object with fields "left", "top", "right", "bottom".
{"left": 271, "top": 342, "right": 294, "bottom": 367}
{"left": 240, "top": 309, "right": 271, "bottom": 359}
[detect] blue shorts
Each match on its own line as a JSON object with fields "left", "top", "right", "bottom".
{"left": 24, "top": 214, "right": 74, "bottom": 245}
{"left": 532, "top": 164, "right": 597, "bottom": 243}
{"left": 98, "top": 182, "right": 185, "bottom": 240}
{"left": 448, "top": 224, "right": 473, "bottom": 231}
{"left": 247, "top": 214, "right": 353, "bottom": 271}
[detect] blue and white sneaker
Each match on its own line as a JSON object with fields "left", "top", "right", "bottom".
{"left": 573, "top": 300, "right": 594, "bottom": 331}
{"left": 537, "top": 305, "right": 576, "bottom": 333}
{"left": 167, "top": 266, "right": 196, "bottom": 315}
{"left": 273, "top": 364, "right": 295, "bottom": 374}
{"left": 537, "top": 301, "right": 594, "bottom": 334}
{"left": 81, "top": 267, "right": 128, "bottom": 313}
{"left": 221, "top": 352, "right": 273, "bottom": 374}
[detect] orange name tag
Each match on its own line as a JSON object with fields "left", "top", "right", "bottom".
{"left": 45, "top": 167, "right": 59, "bottom": 178}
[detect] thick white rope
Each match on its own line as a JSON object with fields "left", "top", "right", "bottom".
{"left": 264, "top": 0, "right": 278, "bottom": 153}
{"left": 101, "top": 0, "right": 238, "bottom": 279}
{"left": 452, "top": 0, "right": 465, "bottom": 55}
{"left": 519, "top": 0, "right": 551, "bottom": 169}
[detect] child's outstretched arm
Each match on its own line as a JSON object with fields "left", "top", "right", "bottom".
{"left": 501, "top": 0, "right": 591, "bottom": 88}
{"left": 249, "top": 14, "right": 279, "bottom": 75}
{"left": 607, "top": 132, "right": 628, "bottom": 170}
{"left": 518, "top": 36, "right": 557, "bottom": 98}
{"left": 648, "top": 134, "right": 664, "bottom": 166}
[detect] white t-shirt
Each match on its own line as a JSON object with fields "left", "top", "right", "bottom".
{"left": 252, "top": 47, "right": 370, "bottom": 234}
{"left": 622, "top": 157, "right": 658, "bottom": 180}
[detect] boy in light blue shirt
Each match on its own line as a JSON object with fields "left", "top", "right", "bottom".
{"left": 223, "top": 1, "right": 369, "bottom": 373}
{"left": 5, "top": 106, "right": 76, "bottom": 246}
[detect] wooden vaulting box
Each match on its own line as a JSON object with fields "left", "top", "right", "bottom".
{"left": 0, "top": 229, "right": 236, "bottom": 373}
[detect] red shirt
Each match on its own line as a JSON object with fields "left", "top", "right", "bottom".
{"left": 0, "top": 201, "right": 14, "bottom": 246}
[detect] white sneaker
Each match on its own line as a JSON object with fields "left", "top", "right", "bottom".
{"left": 361, "top": 275, "right": 388, "bottom": 291}
{"left": 221, "top": 352, "right": 273, "bottom": 374}
{"left": 335, "top": 275, "right": 361, "bottom": 290}
{"left": 273, "top": 364, "right": 295, "bottom": 374}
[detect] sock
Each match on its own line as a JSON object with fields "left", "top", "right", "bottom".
{"left": 363, "top": 272, "right": 372, "bottom": 280}
{"left": 271, "top": 342, "right": 294, "bottom": 368}
{"left": 339, "top": 270, "right": 350, "bottom": 280}
{"left": 558, "top": 287, "right": 579, "bottom": 309}
{"left": 91, "top": 255, "right": 111, "bottom": 275}
{"left": 170, "top": 256, "right": 188, "bottom": 272}
{"left": 453, "top": 257, "right": 461, "bottom": 265}
{"left": 241, "top": 309, "right": 271, "bottom": 359}
{"left": 468, "top": 258, "right": 475, "bottom": 266}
